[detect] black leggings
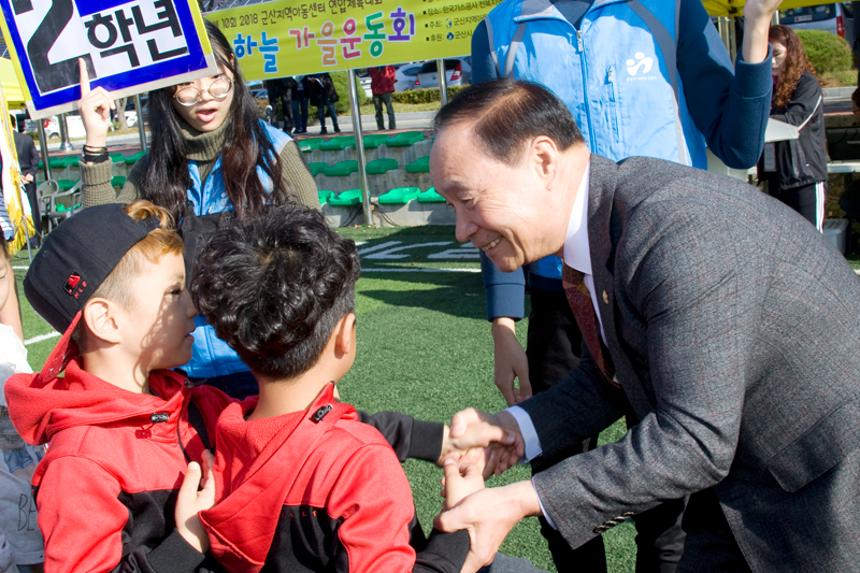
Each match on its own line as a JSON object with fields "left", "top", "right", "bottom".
{"left": 769, "top": 181, "right": 826, "bottom": 232}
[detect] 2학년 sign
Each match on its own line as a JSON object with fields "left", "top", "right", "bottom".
{"left": 0, "top": 0, "right": 218, "bottom": 118}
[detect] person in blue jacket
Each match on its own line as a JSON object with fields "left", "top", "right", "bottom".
{"left": 471, "top": 0, "right": 782, "bottom": 570}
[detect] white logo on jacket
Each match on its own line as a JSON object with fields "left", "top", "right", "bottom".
{"left": 625, "top": 52, "right": 654, "bottom": 76}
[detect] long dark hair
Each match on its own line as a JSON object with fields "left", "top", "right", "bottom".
{"left": 141, "top": 20, "right": 286, "bottom": 221}
{"left": 769, "top": 25, "right": 816, "bottom": 110}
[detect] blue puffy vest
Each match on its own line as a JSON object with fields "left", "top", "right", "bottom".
{"left": 182, "top": 122, "right": 292, "bottom": 379}
{"left": 484, "top": 0, "right": 705, "bottom": 280}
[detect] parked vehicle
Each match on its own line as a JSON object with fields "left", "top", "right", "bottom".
{"left": 394, "top": 62, "right": 423, "bottom": 91}
{"left": 413, "top": 58, "right": 471, "bottom": 89}
{"left": 780, "top": 3, "right": 855, "bottom": 46}
{"left": 354, "top": 69, "right": 374, "bottom": 98}
{"left": 37, "top": 114, "right": 85, "bottom": 140}
{"left": 122, "top": 96, "right": 150, "bottom": 127}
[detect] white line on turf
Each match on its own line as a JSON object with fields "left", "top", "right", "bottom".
{"left": 13, "top": 265, "right": 29, "bottom": 271}
{"left": 24, "top": 332, "right": 60, "bottom": 346}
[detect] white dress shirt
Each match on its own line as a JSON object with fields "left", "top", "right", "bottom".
{"left": 505, "top": 162, "right": 600, "bottom": 526}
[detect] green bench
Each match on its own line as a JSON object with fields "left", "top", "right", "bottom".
{"left": 307, "top": 161, "right": 328, "bottom": 176}
{"left": 319, "top": 136, "right": 356, "bottom": 151}
{"left": 378, "top": 186, "right": 421, "bottom": 205}
{"left": 362, "top": 134, "right": 389, "bottom": 149}
{"left": 365, "top": 158, "right": 399, "bottom": 175}
{"left": 417, "top": 187, "right": 446, "bottom": 203}
{"left": 111, "top": 175, "right": 127, "bottom": 189}
{"left": 297, "top": 138, "right": 325, "bottom": 153}
{"left": 385, "top": 131, "right": 426, "bottom": 148}
{"left": 405, "top": 156, "right": 430, "bottom": 174}
{"left": 328, "top": 189, "right": 363, "bottom": 206}
{"left": 318, "top": 190, "right": 333, "bottom": 205}
{"left": 125, "top": 151, "right": 146, "bottom": 165}
{"left": 57, "top": 178, "right": 79, "bottom": 192}
{"left": 322, "top": 160, "right": 359, "bottom": 177}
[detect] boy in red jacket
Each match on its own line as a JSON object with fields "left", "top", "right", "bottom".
{"left": 4, "top": 201, "right": 233, "bottom": 572}
{"left": 192, "top": 205, "right": 485, "bottom": 572}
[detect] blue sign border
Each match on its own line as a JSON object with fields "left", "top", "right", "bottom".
{"left": 0, "top": 0, "right": 209, "bottom": 111}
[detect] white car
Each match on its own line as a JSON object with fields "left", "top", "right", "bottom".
{"left": 38, "top": 114, "right": 86, "bottom": 140}
{"left": 413, "top": 58, "right": 472, "bottom": 90}
{"left": 394, "top": 63, "right": 423, "bottom": 91}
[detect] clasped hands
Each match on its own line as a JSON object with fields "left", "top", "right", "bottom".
{"left": 437, "top": 409, "right": 541, "bottom": 573}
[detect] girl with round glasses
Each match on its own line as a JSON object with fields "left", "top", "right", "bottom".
{"left": 77, "top": 20, "right": 320, "bottom": 398}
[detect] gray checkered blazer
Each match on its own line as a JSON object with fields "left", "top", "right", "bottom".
{"left": 520, "top": 155, "right": 860, "bottom": 572}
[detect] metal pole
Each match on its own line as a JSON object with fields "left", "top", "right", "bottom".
{"left": 716, "top": 17, "right": 737, "bottom": 63}
{"left": 58, "top": 113, "right": 73, "bottom": 151}
{"left": 135, "top": 94, "right": 147, "bottom": 151}
{"left": 728, "top": 17, "right": 737, "bottom": 63}
{"left": 347, "top": 69, "right": 373, "bottom": 226}
{"left": 437, "top": 58, "right": 449, "bottom": 106}
{"left": 37, "top": 122, "right": 52, "bottom": 180}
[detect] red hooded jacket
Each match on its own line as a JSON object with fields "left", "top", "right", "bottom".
{"left": 4, "top": 326, "right": 233, "bottom": 573}
{"left": 200, "top": 383, "right": 468, "bottom": 573}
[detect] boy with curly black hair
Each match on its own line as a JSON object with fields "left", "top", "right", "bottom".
{"left": 191, "top": 205, "right": 487, "bottom": 572}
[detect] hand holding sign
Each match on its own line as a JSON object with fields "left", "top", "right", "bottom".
{"left": 78, "top": 59, "right": 115, "bottom": 149}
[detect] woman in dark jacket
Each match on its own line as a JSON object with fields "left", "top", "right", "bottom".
{"left": 304, "top": 73, "right": 340, "bottom": 134}
{"left": 760, "top": 25, "right": 829, "bottom": 231}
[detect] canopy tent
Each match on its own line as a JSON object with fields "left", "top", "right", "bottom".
{"left": 0, "top": 58, "right": 25, "bottom": 107}
{"left": 703, "top": 0, "right": 833, "bottom": 17}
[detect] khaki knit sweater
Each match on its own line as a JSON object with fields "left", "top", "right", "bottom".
{"left": 81, "top": 120, "right": 319, "bottom": 210}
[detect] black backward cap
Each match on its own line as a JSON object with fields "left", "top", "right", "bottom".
{"left": 24, "top": 203, "right": 160, "bottom": 333}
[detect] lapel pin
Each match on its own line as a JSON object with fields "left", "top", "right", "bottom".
{"left": 602, "top": 290, "right": 609, "bottom": 304}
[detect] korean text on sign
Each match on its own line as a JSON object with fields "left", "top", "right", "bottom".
{"left": 0, "top": 0, "right": 214, "bottom": 116}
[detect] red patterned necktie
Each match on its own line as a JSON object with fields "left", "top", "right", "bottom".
{"left": 562, "top": 265, "right": 616, "bottom": 385}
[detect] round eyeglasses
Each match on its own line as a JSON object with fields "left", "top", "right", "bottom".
{"left": 173, "top": 76, "right": 234, "bottom": 106}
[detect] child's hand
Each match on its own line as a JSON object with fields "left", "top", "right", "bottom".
{"left": 438, "top": 408, "right": 523, "bottom": 478}
{"left": 441, "top": 455, "right": 489, "bottom": 573}
{"left": 175, "top": 450, "right": 216, "bottom": 554}
{"left": 441, "top": 451, "right": 485, "bottom": 511}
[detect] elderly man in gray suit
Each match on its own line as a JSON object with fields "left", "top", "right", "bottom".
{"left": 431, "top": 80, "right": 860, "bottom": 572}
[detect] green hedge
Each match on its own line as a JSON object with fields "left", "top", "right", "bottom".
{"left": 796, "top": 29, "right": 853, "bottom": 75}
{"left": 327, "top": 79, "right": 466, "bottom": 109}
{"left": 392, "top": 86, "right": 466, "bottom": 104}
{"left": 330, "top": 72, "right": 351, "bottom": 114}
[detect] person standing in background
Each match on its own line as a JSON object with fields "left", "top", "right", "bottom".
{"left": 370, "top": 66, "right": 397, "bottom": 131}
{"left": 305, "top": 73, "right": 341, "bottom": 135}
{"left": 262, "top": 78, "right": 293, "bottom": 133}
{"left": 288, "top": 76, "right": 308, "bottom": 134}
{"left": 11, "top": 117, "right": 40, "bottom": 246}
{"left": 759, "top": 25, "right": 828, "bottom": 231}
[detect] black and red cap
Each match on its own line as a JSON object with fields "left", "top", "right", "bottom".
{"left": 24, "top": 203, "right": 160, "bottom": 334}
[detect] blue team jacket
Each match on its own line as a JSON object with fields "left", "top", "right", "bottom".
{"left": 183, "top": 122, "right": 292, "bottom": 378}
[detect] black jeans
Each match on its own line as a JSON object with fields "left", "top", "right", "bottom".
{"left": 677, "top": 489, "right": 750, "bottom": 572}
{"left": 768, "top": 180, "right": 826, "bottom": 232}
{"left": 290, "top": 95, "right": 309, "bottom": 132}
{"left": 373, "top": 92, "right": 396, "bottom": 130}
{"left": 317, "top": 98, "right": 339, "bottom": 132}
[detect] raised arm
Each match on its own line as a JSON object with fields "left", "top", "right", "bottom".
{"left": 678, "top": 0, "right": 775, "bottom": 168}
